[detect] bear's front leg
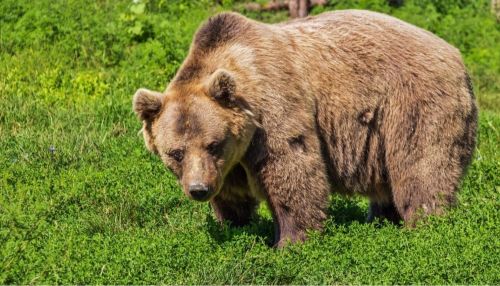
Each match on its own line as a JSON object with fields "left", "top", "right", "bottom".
{"left": 210, "top": 192, "right": 257, "bottom": 227}
{"left": 210, "top": 164, "right": 258, "bottom": 227}
{"left": 255, "top": 143, "right": 331, "bottom": 247}
{"left": 367, "top": 201, "right": 402, "bottom": 224}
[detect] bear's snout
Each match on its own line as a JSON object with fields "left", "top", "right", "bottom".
{"left": 188, "top": 183, "right": 212, "bottom": 201}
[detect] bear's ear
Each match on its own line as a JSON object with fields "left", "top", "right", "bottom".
{"left": 133, "top": 88, "right": 164, "bottom": 121}
{"left": 207, "top": 69, "right": 236, "bottom": 105}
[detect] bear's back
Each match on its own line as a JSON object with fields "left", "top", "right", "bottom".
{"left": 272, "top": 10, "right": 463, "bottom": 75}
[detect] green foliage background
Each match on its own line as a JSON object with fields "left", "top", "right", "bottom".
{"left": 0, "top": 0, "right": 499, "bottom": 284}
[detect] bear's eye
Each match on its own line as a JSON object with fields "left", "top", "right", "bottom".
{"left": 168, "top": 149, "right": 184, "bottom": 163}
{"left": 207, "top": 140, "right": 224, "bottom": 157}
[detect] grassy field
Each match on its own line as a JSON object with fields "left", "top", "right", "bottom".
{"left": 1, "top": 0, "right": 499, "bottom": 284}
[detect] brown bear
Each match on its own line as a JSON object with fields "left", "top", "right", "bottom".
{"left": 133, "top": 10, "right": 477, "bottom": 246}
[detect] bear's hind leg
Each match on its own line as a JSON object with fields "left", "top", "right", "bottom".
{"left": 383, "top": 91, "right": 474, "bottom": 225}
{"left": 390, "top": 175, "right": 457, "bottom": 225}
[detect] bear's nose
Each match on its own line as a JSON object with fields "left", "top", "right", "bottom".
{"left": 188, "top": 183, "right": 210, "bottom": 201}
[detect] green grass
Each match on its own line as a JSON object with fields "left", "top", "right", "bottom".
{"left": 1, "top": 0, "right": 499, "bottom": 284}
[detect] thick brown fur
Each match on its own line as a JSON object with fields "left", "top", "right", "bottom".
{"left": 133, "top": 10, "right": 477, "bottom": 247}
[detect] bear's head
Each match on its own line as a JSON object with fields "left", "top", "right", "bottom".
{"left": 133, "top": 69, "right": 258, "bottom": 201}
